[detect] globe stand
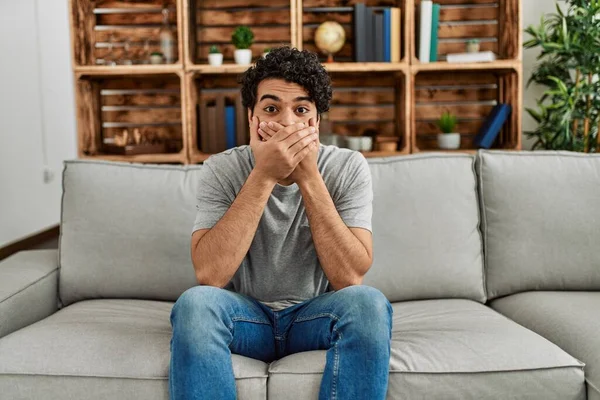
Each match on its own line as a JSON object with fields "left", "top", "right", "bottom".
{"left": 326, "top": 53, "right": 335, "bottom": 63}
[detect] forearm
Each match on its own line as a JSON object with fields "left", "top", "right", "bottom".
{"left": 299, "top": 175, "right": 371, "bottom": 290}
{"left": 194, "top": 169, "right": 275, "bottom": 287}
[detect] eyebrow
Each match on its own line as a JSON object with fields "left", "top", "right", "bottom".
{"left": 258, "top": 94, "right": 313, "bottom": 103}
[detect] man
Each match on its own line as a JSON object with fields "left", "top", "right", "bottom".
{"left": 169, "top": 46, "right": 392, "bottom": 400}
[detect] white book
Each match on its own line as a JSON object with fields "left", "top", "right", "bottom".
{"left": 446, "top": 51, "right": 497, "bottom": 63}
{"left": 418, "top": 0, "right": 433, "bottom": 63}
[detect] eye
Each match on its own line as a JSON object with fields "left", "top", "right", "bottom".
{"left": 297, "top": 106, "right": 310, "bottom": 114}
{"left": 264, "top": 106, "right": 278, "bottom": 113}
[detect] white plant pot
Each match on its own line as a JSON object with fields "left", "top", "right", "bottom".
{"left": 234, "top": 49, "right": 252, "bottom": 65}
{"left": 437, "top": 133, "right": 461, "bottom": 150}
{"left": 208, "top": 53, "right": 223, "bottom": 66}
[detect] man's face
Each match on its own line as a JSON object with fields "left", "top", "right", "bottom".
{"left": 248, "top": 78, "right": 319, "bottom": 129}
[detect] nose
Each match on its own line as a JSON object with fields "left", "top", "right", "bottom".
{"left": 278, "top": 108, "right": 299, "bottom": 127}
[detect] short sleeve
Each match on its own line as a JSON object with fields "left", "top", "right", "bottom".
{"left": 192, "top": 163, "right": 232, "bottom": 234}
{"left": 335, "top": 152, "right": 373, "bottom": 232}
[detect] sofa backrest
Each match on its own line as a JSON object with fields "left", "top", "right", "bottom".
{"left": 59, "top": 160, "right": 200, "bottom": 306}
{"left": 59, "top": 154, "right": 487, "bottom": 306}
{"left": 363, "top": 154, "right": 486, "bottom": 303}
{"left": 477, "top": 150, "right": 600, "bottom": 300}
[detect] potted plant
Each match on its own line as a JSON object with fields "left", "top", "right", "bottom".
{"left": 232, "top": 26, "right": 254, "bottom": 65}
{"left": 437, "top": 111, "right": 460, "bottom": 149}
{"left": 466, "top": 39, "right": 480, "bottom": 53}
{"left": 208, "top": 45, "right": 223, "bottom": 66}
{"left": 524, "top": 0, "right": 600, "bottom": 152}
{"left": 150, "top": 51, "right": 163, "bottom": 65}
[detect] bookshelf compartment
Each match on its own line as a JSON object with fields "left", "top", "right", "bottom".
{"left": 70, "top": 0, "right": 182, "bottom": 66}
{"left": 413, "top": 0, "right": 520, "bottom": 63}
{"left": 301, "top": 0, "right": 408, "bottom": 63}
{"left": 411, "top": 69, "right": 520, "bottom": 152}
{"left": 75, "top": 73, "right": 186, "bottom": 162}
{"left": 329, "top": 71, "right": 409, "bottom": 153}
{"left": 188, "top": 0, "right": 294, "bottom": 65}
{"left": 187, "top": 73, "right": 249, "bottom": 162}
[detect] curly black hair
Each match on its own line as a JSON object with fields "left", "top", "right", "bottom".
{"left": 239, "top": 46, "right": 332, "bottom": 116}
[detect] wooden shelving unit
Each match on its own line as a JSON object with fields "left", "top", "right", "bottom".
{"left": 68, "top": 0, "right": 522, "bottom": 164}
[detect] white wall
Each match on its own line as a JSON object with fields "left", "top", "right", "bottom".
{"left": 521, "top": 0, "right": 562, "bottom": 150}
{"left": 0, "top": 0, "right": 76, "bottom": 247}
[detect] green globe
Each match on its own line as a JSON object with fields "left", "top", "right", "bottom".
{"left": 314, "top": 21, "right": 346, "bottom": 62}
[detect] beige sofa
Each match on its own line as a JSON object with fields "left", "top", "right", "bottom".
{"left": 0, "top": 150, "right": 598, "bottom": 399}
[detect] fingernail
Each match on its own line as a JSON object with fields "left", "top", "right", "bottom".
{"left": 309, "top": 127, "right": 316, "bottom": 133}
{"left": 259, "top": 122, "right": 266, "bottom": 128}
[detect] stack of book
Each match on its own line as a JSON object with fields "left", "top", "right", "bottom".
{"left": 198, "top": 92, "right": 249, "bottom": 154}
{"left": 417, "top": 0, "right": 496, "bottom": 63}
{"left": 353, "top": 3, "right": 402, "bottom": 62}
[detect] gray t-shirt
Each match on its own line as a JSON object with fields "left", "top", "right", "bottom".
{"left": 192, "top": 144, "right": 373, "bottom": 310}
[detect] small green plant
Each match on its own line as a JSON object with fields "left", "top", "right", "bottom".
{"left": 264, "top": 47, "right": 271, "bottom": 53}
{"left": 209, "top": 45, "right": 220, "bottom": 54}
{"left": 150, "top": 51, "right": 163, "bottom": 56}
{"left": 437, "top": 111, "right": 458, "bottom": 134}
{"left": 232, "top": 26, "right": 254, "bottom": 49}
{"left": 466, "top": 39, "right": 480, "bottom": 45}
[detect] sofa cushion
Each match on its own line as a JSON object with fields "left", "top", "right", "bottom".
{"left": 364, "top": 154, "right": 485, "bottom": 303}
{"left": 477, "top": 150, "right": 600, "bottom": 300}
{"left": 59, "top": 160, "right": 201, "bottom": 306}
{"left": 0, "top": 299, "right": 267, "bottom": 400}
{"left": 268, "top": 299, "right": 585, "bottom": 399}
{"left": 491, "top": 291, "right": 600, "bottom": 400}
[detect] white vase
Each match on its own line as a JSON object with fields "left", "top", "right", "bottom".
{"left": 437, "top": 133, "right": 461, "bottom": 149}
{"left": 234, "top": 49, "right": 252, "bottom": 65}
{"left": 208, "top": 53, "right": 223, "bottom": 66}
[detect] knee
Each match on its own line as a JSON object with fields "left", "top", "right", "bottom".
{"left": 336, "top": 286, "right": 392, "bottom": 335}
{"left": 171, "top": 286, "right": 227, "bottom": 327}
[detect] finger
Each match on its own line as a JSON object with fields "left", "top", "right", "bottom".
{"left": 290, "top": 132, "right": 318, "bottom": 156}
{"left": 257, "top": 128, "right": 271, "bottom": 140}
{"left": 293, "top": 139, "right": 317, "bottom": 162}
{"left": 262, "top": 121, "right": 282, "bottom": 138}
{"left": 257, "top": 128, "right": 268, "bottom": 141}
{"left": 274, "top": 122, "right": 306, "bottom": 142}
{"left": 249, "top": 116, "right": 260, "bottom": 144}
{"left": 284, "top": 125, "right": 316, "bottom": 149}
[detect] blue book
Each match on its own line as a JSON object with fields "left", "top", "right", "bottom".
{"left": 383, "top": 8, "right": 391, "bottom": 62}
{"left": 429, "top": 3, "right": 440, "bottom": 62}
{"left": 225, "top": 105, "right": 236, "bottom": 149}
{"left": 474, "top": 104, "right": 511, "bottom": 149}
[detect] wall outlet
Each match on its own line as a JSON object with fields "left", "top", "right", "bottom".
{"left": 43, "top": 167, "right": 54, "bottom": 184}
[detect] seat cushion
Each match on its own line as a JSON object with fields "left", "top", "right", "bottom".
{"left": 268, "top": 299, "right": 586, "bottom": 399}
{"left": 0, "top": 299, "right": 267, "bottom": 400}
{"left": 491, "top": 291, "right": 600, "bottom": 400}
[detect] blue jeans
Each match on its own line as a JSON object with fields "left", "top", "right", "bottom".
{"left": 169, "top": 285, "right": 393, "bottom": 400}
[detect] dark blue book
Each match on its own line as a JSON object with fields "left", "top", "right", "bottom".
{"left": 354, "top": 3, "right": 367, "bottom": 62}
{"left": 383, "top": 8, "right": 391, "bottom": 62}
{"left": 474, "top": 104, "right": 511, "bottom": 149}
{"left": 365, "top": 7, "right": 375, "bottom": 62}
{"left": 374, "top": 11, "right": 384, "bottom": 62}
{"left": 225, "top": 105, "right": 236, "bottom": 149}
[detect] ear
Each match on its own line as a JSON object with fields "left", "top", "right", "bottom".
{"left": 247, "top": 108, "right": 253, "bottom": 126}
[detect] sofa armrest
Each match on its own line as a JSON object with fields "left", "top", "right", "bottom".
{"left": 0, "top": 249, "right": 59, "bottom": 339}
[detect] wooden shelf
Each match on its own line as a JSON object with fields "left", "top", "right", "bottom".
{"left": 411, "top": 60, "right": 520, "bottom": 73}
{"left": 69, "top": 0, "right": 522, "bottom": 164}
{"left": 74, "top": 64, "right": 183, "bottom": 76}
{"left": 187, "top": 62, "right": 409, "bottom": 74}
{"left": 323, "top": 62, "right": 408, "bottom": 73}
{"left": 81, "top": 152, "right": 186, "bottom": 164}
{"left": 361, "top": 150, "right": 408, "bottom": 158}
